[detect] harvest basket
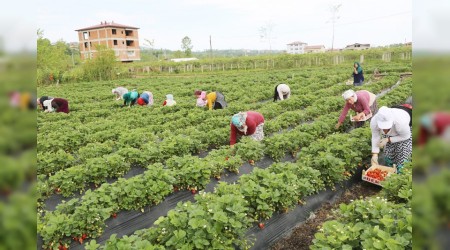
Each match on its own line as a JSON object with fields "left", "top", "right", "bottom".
{"left": 362, "top": 164, "right": 396, "bottom": 186}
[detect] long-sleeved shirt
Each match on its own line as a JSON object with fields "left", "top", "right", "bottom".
{"left": 370, "top": 108, "right": 411, "bottom": 153}
{"left": 338, "top": 90, "right": 376, "bottom": 123}
{"left": 230, "top": 111, "right": 265, "bottom": 145}
{"left": 206, "top": 92, "right": 217, "bottom": 110}
{"left": 45, "top": 98, "right": 69, "bottom": 113}
{"left": 419, "top": 113, "right": 450, "bottom": 145}
{"left": 123, "top": 91, "right": 139, "bottom": 106}
{"left": 277, "top": 84, "right": 291, "bottom": 100}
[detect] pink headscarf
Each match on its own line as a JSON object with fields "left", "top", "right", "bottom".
{"left": 196, "top": 91, "right": 207, "bottom": 107}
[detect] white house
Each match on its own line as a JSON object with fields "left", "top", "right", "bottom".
{"left": 304, "top": 45, "right": 326, "bottom": 53}
{"left": 344, "top": 43, "right": 370, "bottom": 51}
{"left": 170, "top": 58, "right": 198, "bottom": 62}
{"left": 286, "top": 41, "right": 307, "bottom": 54}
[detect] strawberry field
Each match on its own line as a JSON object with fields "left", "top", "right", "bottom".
{"left": 37, "top": 61, "right": 412, "bottom": 249}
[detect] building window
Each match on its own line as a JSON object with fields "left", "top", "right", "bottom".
{"left": 114, "top": 40, "right": 118, "bottom": 45}
{"left": 112, "top": 29, "right": 116, "bottom": 35}
{"left": 127, "top": 50, "right": 135, "bottom": 56}
{"left": 122, "top": 41, "right": 125, "bottom": 44}
{"left": 126, "top": 40, "right": 134, "bottom": 46}
{"left": 83, "top": 32, "right": 89, "bottom": 40}
{"left": 125, "top": 30, "right": 133, "bottom": 36}
{"left": 84, "top": 42, "right": 88, "bottom": 48}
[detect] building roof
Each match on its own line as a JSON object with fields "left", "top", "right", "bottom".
{"left": 305, "top": 45, "right": 325, "bottom": 49}
{"left": 287, "top": 41, "right": 307, "bottom": 45}
{"left": 75, "top": 21, "right": 139, "bottom": 31}
{"left": 345, "top": 43, "right": 370, "bottom": 47}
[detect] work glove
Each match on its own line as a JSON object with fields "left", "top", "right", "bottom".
{"left": 371, "top": 153, "right": 379, "bottom": 165}
{"left": 377, "top": 138, "right": 389, "bottom": 148}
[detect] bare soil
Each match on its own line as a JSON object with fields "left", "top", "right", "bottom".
{"left": 270, "top": 182, "right": 381, "bottom": 250}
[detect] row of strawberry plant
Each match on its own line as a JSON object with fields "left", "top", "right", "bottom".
{"left": 90, "top": 128, "right": 371, "bottom": 249}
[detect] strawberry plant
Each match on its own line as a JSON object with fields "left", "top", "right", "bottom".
{"left": 234, "top": 137, "right": 265, "bottom": 162}
{"left": 311, "top": 197, "right": 412, "bottom": 249}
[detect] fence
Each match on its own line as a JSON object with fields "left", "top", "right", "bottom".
{"left": 129, "top": 51, "right": 413, "bottom": 75}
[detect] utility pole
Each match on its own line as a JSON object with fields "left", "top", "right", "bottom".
{"left": 329, "top": 4, "right": 341, "bottom": 51}
{"left": 209, "top": 35, "right": 213, "bottom": 58}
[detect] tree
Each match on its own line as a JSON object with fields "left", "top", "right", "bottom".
{"left": 259, "top": 22, "right": 276, "bottom": 54}
{"left": 37, "top": 29, "right": 72, "bottom": 85}
{"left": 181, "top": 36, "right": 193, "bottom": 57}
{"left": 82, "top": 44, "right": 117, "bottom": 81}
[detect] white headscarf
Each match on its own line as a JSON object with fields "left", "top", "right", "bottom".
{"left": 342, "top": 89, "right": 356, "bottom": 100}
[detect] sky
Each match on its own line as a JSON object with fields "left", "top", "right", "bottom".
{"left": 32, "top": 0, "right": 414, "bottom": 52}
{"left": 6, "top": 0, "right": 450, "bottom": 53}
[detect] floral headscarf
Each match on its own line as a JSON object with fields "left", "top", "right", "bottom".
{"left": 231, "top": 112, "right": 248, "bottom": 134}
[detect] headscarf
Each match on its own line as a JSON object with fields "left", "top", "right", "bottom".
{"left": 165, "top": 94, "right": 176, "bottom": 106}
{"left": 194, "top": 90, "right": 202, "bottom": 96}
{"left": 420, "top": 114, "right": 433, "bottom": 131}
{"left": 342, "top": 89, "right": 356, "bottom": 100}
{"left": 196, "top": 91, "right": 207, "bottom": 107}
{"left": 376, "top": 106, "right": 394, "bottom": 129}
{"left": 231, "top": 112, "right": 248, "bottom": 134}
{"left": 354, "top": 62, "right": 363, "bottom": 74}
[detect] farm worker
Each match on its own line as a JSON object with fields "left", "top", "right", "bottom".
{"left": 206, "top": 92, "right": 228, "bottom": 110}
{"left": 335, "top": 89, "right": 378, "bottom": 129}
{"left": 230, "top": 111, "right": 265, "bottom": 147}
{"left": 112, "top": 87, "right": 128, "bottom": 100}
{"left": 137, "top": 91, "right": 154, "bottom": 106}
{"left": 37, "top": 96, "right": 54, "bottom": 111}
{"left": 353, "top": 62, "right": 364, "bottom": 86}
{"left": 196, "top": 91, "right": 207, "bottom": 107}
{"left": 273, "top": 83, "right": 291, "bottom": 101}
{"left": 418, "top": 112, "right": 450, "bottom": 146}
{"left": 163, "top": 94, "right": 177, "bottom": 106}
{"left": 44, "top": 98, "right": 70, "bottom": 113}
{"left": 370, "top": 106, "right": 412, "bottom": 173}
{"left": 18, "top": 92, "right": 34, "bottom": 110}
{"left": 122, "top": 90, "right": 139, "bottom": 107}
{"left": 195, "top": 90, "right": 227, "bottom": 110}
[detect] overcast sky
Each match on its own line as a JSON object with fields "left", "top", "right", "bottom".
{"left": 4, "top": 0, "right": 450, "bottom": 53}
{"left": 32, "top": 0, "right": 414, "bottom": 51}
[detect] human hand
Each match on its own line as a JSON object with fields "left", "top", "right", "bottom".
{"left": 230, "top": 144, "right": 234, "bottom": 149}
{"left": 377, "top": 138, "right": 389, "bottom": 148}
{"left": 371, "top": 153, "right": 379, "bottom": 165}
{"left": 335, "top": 123, "right": 341, "bottom": 129}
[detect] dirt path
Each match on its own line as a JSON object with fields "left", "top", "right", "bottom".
{"left": 270, "top": 182, "right": 381, "bottom": 250}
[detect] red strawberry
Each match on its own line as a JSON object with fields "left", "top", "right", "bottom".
{"left": 112, "top": 213, "right": 117, "bottom": 218}
{"left": 55, "top": 188, "right": 61, "bottom": 193}
{"left": 258, "top": 222, "right": 265, "bottom": 229}
{"left": 173, "top": 186, "right": 179, "bottom": 192}
{"left": 191, "top": 189, "right": 197, "bottom": 194}
{"left": 225, "top": 157, "right": 229, "bottom": 161}
{"left": 249, "top": 160, "right": 255, "bottom": 165}
{"left": 78, "top": 237, "right": 84, "bottom": 244}
{"left": 82, "top": 234, "right": 87, "bottom": 240}
{"left": 72, "top": 237, "right": 78, "bottom": 241}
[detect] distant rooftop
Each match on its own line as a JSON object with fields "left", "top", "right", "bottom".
{"left": 287, "top": 41, "right": 307, "bottom": 45}
{"left": 75, "top": 21, "right": 139, "bottom": 31}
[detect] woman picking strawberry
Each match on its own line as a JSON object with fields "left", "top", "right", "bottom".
{"left": 230, "top": 111, "right": 265, "bottom": 148}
